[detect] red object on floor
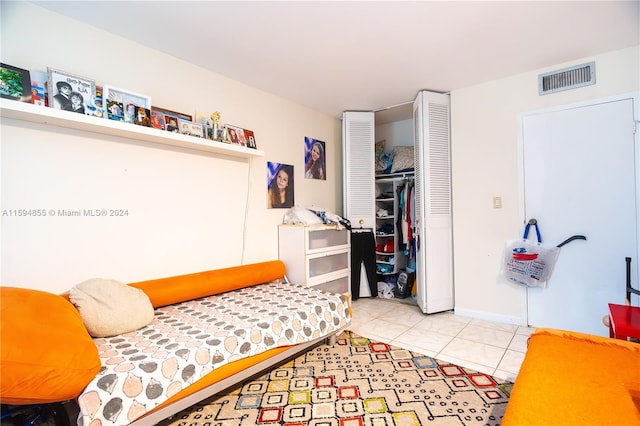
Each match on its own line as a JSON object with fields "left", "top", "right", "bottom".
{"left": 608, "top": 303, "right": 640, "bottom": 340}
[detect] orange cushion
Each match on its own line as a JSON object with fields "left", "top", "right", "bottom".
{"left": 128, "top": 260, "right": 286, "bottom": 307}
{"left": 0, "top": 287, "right": 101, "bottom": 404}
{"left": 502, "top": 328, "right": 640, "bottom": 425}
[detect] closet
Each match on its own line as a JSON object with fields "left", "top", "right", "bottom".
{"left": 374, "top": 174, "right": 414, "bottom": 297}
{"left": 343, "top": 90, "right": 454, "bottom": 314}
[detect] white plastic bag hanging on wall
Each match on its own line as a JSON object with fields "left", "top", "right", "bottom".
{"left": 500, "top": 220, "right": 561, "bottom": 288}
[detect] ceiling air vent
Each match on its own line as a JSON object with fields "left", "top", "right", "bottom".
{"left": 538, "top": 62, "right": 595, "bottom": 95}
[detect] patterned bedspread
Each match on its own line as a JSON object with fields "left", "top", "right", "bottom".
{"left": 76, "top": 279, "right": 351, "bottom": 425}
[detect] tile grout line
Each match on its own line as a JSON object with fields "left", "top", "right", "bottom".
{"left": 352, "top": 300, "right": 525, "bottom": 380}
{"left": 434, "top": 316, "right": 472, "bottom": 363}
{"left": 437, "top": 321, "right": 517, "bottom": 377}
{"left": 491, "top": 330, "right": 518, "bottom": 377}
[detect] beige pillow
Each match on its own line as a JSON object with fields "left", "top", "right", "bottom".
{"left": 69, "top": 278, "right": 155, "bottom": 337}
{"left": 390, "top": 145, "right": 415, "bottom": 173}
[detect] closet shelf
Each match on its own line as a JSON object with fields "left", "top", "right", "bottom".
{"left": 375, "top": 172, "right": 414, "bottom": 182}
{"left": 0, "top": 99, "right": 265, "bottom": 159}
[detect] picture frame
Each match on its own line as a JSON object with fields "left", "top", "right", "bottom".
{"left": 216, "top": 127, "right": 228, "bottom": 142}
{"left": 29, "top": 69, "right": 48, "bottom": 106}
{"left": 85, "top": 85, "right": 103, "bottom": 118}
{"left": 151, "top": 106, "right": 192, "bottom": 133}
{"left": 195, "top": 111, "right": 214, "bottom": 140}
{"left": 244, "top": 129, "right": 257, "bottom": 149}
{"left": 0, "top": 63, "right": 32, "bottom": 103}
{"left": 267, "top": 162, "right": 295, "bottom": 209}
{"left": 178, "top": 118, "right": 203, "bottom": 138}
{"left": 47, "top": 67, "right": 95, "bottom": 114}
{"left": 103, "top": 85, "right": 151, "bottom": 123}
{"left": 226, "top": 125, "right": 246, "bottom": 146}
{"left": 133, "top": 106, "right": 152, "bottom": 127}
{"left": 304, "top": 137, "right": 326, "bottom": 180}
{"left": 106, "top": 98, "right": 124, "bottom": 121}
{"left": 150, "top": 109, "right": 166, "bottom": 130}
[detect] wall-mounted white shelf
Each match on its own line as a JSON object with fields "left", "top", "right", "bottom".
{"left": 0, "top": 99, "right": 265, "bottom": 158}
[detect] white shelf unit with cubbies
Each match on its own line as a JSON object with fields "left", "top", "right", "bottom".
{"left": 375, "top": 175, "right": 410, "bottom": 276}
{"left": 278, "top": 224, "right": 351, "bottom": 295}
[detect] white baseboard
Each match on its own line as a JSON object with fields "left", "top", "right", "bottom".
{"left": 454, "top": 307, "right": 526, "bottom": 326}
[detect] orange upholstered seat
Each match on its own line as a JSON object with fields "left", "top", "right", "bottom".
{"left": 502, "top": 328, "right": 640, "bottom": 425}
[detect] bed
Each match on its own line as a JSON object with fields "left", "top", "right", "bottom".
{"left": 501, "top": 328, "right": 640, "bottom": 425}
{"left": 0, "top": 260, "right": 351, "bottom": 426}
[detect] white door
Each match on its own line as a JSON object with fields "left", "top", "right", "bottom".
{"left": 523, "top": 96, "right": 638, "bottom": 336}
{"left": 413, "top": 91, "right": 454, "bottom": 314}
{"left": 342, "top": 111, "right": 375, "bottom": 228}
{"left": 343, "top": 111, "right": 376, "bottom": 297}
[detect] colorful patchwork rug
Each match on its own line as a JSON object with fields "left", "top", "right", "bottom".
{"left": 160, "top": 330, "right": 513, "bottom": 426}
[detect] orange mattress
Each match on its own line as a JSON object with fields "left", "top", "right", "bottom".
{"left": 502, "top": 328, "right": 640, "bottom": 425}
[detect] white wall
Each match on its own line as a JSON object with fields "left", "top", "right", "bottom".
{"left": 451, "top": 46, "right": 640, "bottom": 324}
{"left": 3, "top": 2, "right": 638, "bottom": 327}
{"left": 375, "top": 118, "right": 413, "bottom": 151}
{"left": 0, "top": 2, "right": 342, "bottom": 293}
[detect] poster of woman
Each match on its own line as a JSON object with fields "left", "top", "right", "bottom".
{"left": 304, "top": 137, "right": 326, "bottom": 180}
{"left": 267, "top": 162, "right": 294, "bottom": 209}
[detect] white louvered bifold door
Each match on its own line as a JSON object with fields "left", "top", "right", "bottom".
{"left": 413, "top": 91, "right": 454, "bottom": 314}
{"left": 342, "top": 111, "right": 375, "bottom": 228}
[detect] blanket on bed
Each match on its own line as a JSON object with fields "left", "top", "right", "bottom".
{"left": 77, "top": 280, "right": 350, "bottom": 425}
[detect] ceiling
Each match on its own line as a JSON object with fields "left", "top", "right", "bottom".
{"left": 32, "top": 1, "right": 640, "bottom": 120}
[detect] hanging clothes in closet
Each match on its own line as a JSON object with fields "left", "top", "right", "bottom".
{"left": 409, "top": 178, "right": 417, "bottom": 259}
{"left": 395, "top": 177, "right": 416, "bottom": 261}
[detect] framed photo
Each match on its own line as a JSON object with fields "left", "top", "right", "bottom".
{"left": 226, "top": 125, "right": 246, "bottom": 146}
{"left": 195, "top": 111, "right": 214, "bottom": 140}
{"left": 30, "top": 69, "right": 48, "bottom": 106}
{"left": 216, "top": 126, "right": 228, "bottom": 142}
{"left": 47, "top": 67, "right": 95, "bottom": 114}
{"left": 85, "top": 85, "right": 103, "bottom": 118}
{"left": 150, "top": 109, "right": 166, "bottom": 130}
{"left": 244, "top": 129, "right": 257, "bottom": 149}
{"left": 178, "top": 119, "right": 203, "bottom": 138}
{"left": 304, "top": 137, "right": 326, "bottom": 180}
{"left": 267, "top": 162, "right": 294, "bottom": 209}
{"left": 1, "top": 63, "right": 32, "bottom": 103}
{"left": 152, "top": 106, "right": 192, "bottom": 133}
{"left": 134, "top": 106, "right": 152, "bottom": 127}
{"left": 103, "top": 85, "right": 151, "bottom": 123}
{"left": 106, "top": 98, "right": 124, "bottom": 121}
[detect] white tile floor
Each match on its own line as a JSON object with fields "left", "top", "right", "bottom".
{"left": 349, "top": 297, "right": 536, "bottom": 382}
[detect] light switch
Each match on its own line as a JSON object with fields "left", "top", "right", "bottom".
{"left": 493, "top": 197, "right": 502, "bottom": 209}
